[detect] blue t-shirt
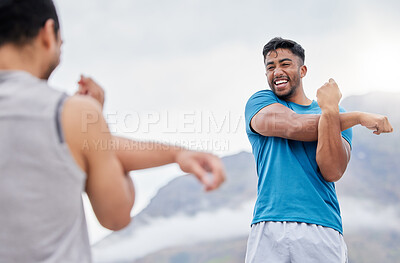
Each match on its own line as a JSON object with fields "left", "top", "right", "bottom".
{"left": 245, "top": 89, "right": 352, "bottom": 234}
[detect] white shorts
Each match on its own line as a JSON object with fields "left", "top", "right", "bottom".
{"left": 245, "top": 221, "right": 348, "bottom": 263}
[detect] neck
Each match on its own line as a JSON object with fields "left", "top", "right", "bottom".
{"left": 0, "top": 44, "right": 44, "bottom": 79}
{"left": 286, "top": 85, "right": 312, "bottom": 105}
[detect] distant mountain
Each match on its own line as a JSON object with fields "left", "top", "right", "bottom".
{"left": 338, "top": 92, "right": 400, "bottom": 204}
{"left": 92, "top": 92, "right": 400, "bottom": 263}
{"left": 92, "top": 151, "right": 257, "bottom": 262}
{"left": 134, "top": 151, "right": 257, "bottom": 219}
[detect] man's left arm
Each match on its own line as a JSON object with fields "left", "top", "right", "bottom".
{"left": 316, "top": 79, "right": 351, "bottom": 182}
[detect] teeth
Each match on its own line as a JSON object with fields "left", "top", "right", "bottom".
{"left": 275, "top": 80, "right": 288, "bottom": 85}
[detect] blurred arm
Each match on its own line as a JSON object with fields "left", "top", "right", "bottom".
{"left": 62, "top": 96, "right": 134, "bottom": 231}
{"left": 113, "top": 137, "right": 226, "bottom": 191}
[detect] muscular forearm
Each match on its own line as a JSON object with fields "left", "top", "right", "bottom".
{"left": 112, "top": 136, "right": 183, "bottom": 172}
{"left": 276, "top": 112, "right": 320, "bottom": 141}
{"left": 257, "top": 111, "right": 360, "bottom": 142}
{"left": 339, "top": 112, "right": 362, "bottom": 131}
{"left": 316, "top": 108, "right": 349, "bottom": 182}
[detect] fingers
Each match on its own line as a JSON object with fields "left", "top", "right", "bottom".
{"left": 204, "top": 156, "right": 226, "bottom": 191}
{"left": 76, "top": 75, "right": 105, "bottom": 107}
{"left": 179, "top": 151, "right": 226, "bottom": 191}
{"left": 199, "top": 157, "right": 225, "bottom": 191}
{"left": 189, "top": 161, "right": 210, "bottom": 190}
{"left": 192, "top": 155, "right": 225, "bottom": 191}
{"left": 373, "top": 117, "right": 394, "bottom": 135}
{"left": 316, "top": 78, "right": 342, "bottom": 110}
{"left": 77, "top": 75, "right": 89, "bottom": 95}
{"left": 389, "top": 124, "right": 394, "bottom": 132}
{"left": 385, "top": 118, "right": 394, "bottom": 133}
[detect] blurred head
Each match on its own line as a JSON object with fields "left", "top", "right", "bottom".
{"left": 0, "top": 0, "right": 62, "bottom": 79}
{"left": 262, "top": 37, "right": 307, "bottom": 100}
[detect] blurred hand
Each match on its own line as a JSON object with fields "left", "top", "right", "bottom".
{"left": 175, "top": 150, "right": 226, "bottom": 191}
{"left": 359, "top": 112, "right": 394, "bottom": 135}
{"left": 317, "top": 78, "right": 342, "bottom": 111}
{"left": 76, "top": 75, "right": 105, "bottom": 108}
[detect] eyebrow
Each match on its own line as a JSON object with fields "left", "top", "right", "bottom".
{"left": 266, "top": 58, "right": 293, "bottom": 66}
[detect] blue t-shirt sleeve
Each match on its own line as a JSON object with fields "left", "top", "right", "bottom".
{"left": 339, "top": 106, "right": 353, "bottom": 149}
{"left": 245, "top": 90, "right": 278, "bottom": 135}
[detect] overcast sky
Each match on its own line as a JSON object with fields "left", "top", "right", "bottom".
{"left": 51, "top": 0, "right": 400, "bottom": 156}
{"left": 49, "top": 0, "right": 400, "bottom": 243}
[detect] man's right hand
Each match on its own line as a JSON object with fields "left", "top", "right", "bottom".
{"left": 76, "top": 75, "right": 105, "bottom": 109}
{"left": 175, "top": 150, "right": 226, "bottom": 192}
{"left": 358, "top": 112, "right": 394, "bottom": 135}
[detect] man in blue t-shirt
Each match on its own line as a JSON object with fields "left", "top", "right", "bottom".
{"left": 244, "top": 37, "right": 393, "bottom": 263}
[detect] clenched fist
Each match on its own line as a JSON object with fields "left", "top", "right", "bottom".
{"left": 359, "top": 112, "right": 394, "bottom": 135}
{"left": 317, "top": 78, "right": 342, "bottom": 112}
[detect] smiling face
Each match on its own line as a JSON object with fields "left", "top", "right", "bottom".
{"left": 265, "top": 48, "right": 307, "bottom": 101}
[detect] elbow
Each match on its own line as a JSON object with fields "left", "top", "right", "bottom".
{"left": 97, "top": 199, "right": 135, "bottom": 231}
{"left": 319, "top": 167, "right": 344, "bottom": 182}
{"left": 110, "top": 215, "right": 132, "bottom": 231}
{"left": 99, "top": 212, "right": 132, "bottom": 231}
{"left": 322, "top": 173, "right": 342, "bottom": 183}
{"left": 318, "top": 165, "right": 343, "bottom": 182}
{"left": 316, "top": 157, "right": 344, "bottom": 182}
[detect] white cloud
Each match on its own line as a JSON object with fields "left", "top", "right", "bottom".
{"left": 341, "top": 196, "right": 400, "bottom": 233}
{"left": 92, "top": 200, "right": 255, "bottom": 262}
{"left": 84, "top": 164, "right": 184, "bottom": 244}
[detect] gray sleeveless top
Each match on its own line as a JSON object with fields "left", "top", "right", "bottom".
{"left": 0, "top": 71, "right": 91, "bottom": 262}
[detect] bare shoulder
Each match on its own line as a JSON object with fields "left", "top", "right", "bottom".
{"left": 61, "top": 95, "right": 105, "bottom": 172}
{"left": 62, "top": 95, "right": 105, "bottom": 135}
{"left": 63, "top": 95, "right": 102, "bottom": 113}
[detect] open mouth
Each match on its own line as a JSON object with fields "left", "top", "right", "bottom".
{"left": 273, "top": 77, "right": 289, "bottom": 89}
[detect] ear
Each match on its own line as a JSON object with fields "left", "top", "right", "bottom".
{"left": 300, "top": 65, "right": 307, "bottom": 78}
{"left": 39, "top": 19, "right": 58, "bottom": 50}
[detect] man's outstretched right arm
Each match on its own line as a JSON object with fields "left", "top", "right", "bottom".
{"left": 250, "top": 103, "right": 392, "bottom": 141}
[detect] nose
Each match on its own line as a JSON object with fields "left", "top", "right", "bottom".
{"left": 273, "top": 67, "right": 284, "bottom": 78}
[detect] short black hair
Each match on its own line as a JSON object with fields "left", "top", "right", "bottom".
{"left": 262, "top": 37, "right": 305, "bottom": 65}
{"left": 0, "top": 0, "right": 60, "bottom": 46}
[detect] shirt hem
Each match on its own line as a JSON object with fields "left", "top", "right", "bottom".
{"left": 251, "top": 217, "right": 343, "bottom": 235}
